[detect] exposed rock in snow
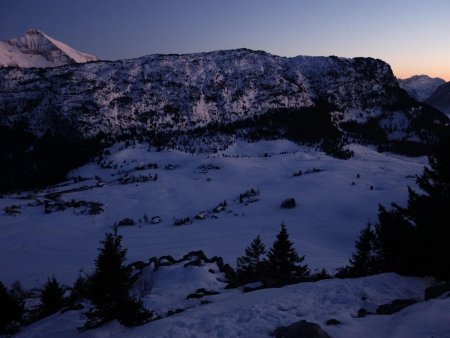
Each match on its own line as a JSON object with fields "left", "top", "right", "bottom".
{"left": 398, "top": 75, "right": 445, "bottom": 102}
{"left": 0, "top": 29, "right": 96, "bottom": 68}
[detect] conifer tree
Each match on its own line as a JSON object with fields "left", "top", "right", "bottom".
{"left": 84, "top": 227, "right": 151, "bottom": 329}
{"left": 373, "top": 205, "right": 418, "bottom": 275}
{"left": 338, "top": 222, "right": 377, "bottom": 277}
{"left": 346, "top": 133, "right": 450, "bottom": 280}
{"left": 236, "top": 235, "right": 266, "bottom": 283}
{"left": 266, "top": 223, "right": 309, "bottom": 284}
{"left": 41, "top": 276, "right": 65, "bottom": 316}
{"left": 0, "top": 282, "right": 23, "bottom": 334}
{"left": 407, "top": 133, "right": 450, "bottom": 280}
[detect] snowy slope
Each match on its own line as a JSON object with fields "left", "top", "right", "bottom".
{"left": 398, "top": 75, "right": 445, "bottom": 102}
{"left": 0, "top": 29, "right": 96, "bottom": 68}
{"left": 0, "top": 141, "right": 427, "bottom": 288}
{"left": 14, "top": 272, "right": 450, "bottom": 338}
{"left": 2, "top": 140, "right": 447, "bottom": 337}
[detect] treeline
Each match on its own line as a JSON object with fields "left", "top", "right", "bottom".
{"left": 175, "top": 100, "right": 354, "bottom": 159}
{"left": 340, "top": 94, "right": 449, "bottom": 157}
{"left": 229, "top": 223, "right": 331, "bottom": 289}
{"left": 0, "top": 125, "right": 105, "bottom": 193}
{"left": 339, "top": 133, "right": 450, "bottom": 280}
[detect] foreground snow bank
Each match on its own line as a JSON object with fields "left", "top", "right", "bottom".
{"left": 17, "top": 273, "right": 450, "bottom": 338}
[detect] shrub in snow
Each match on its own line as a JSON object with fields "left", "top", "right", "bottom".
{"left": 195, "top": 211, "right": 208, "bottom": 220}
{"left": 3, "top": 205, "right": 21, "bottom": 215}
{"left": 309, "top": 268, "right": 332, "bottom": 282}
{"left": 150, "top": 216, "right": 162, "bottom": 224}
{"left": 82, "top": 227, "right": 152, "bottom": 330}
{"left": 292, "top": 170, "right": 303, "bottom": 177}
{"left": 173, "top": 217, "right": 191, "bottom": 226}
{"left": 239, "top": 188, "right": 259, "bottom": 204}
{"left": 280, "top": 198, "right": 296, "bottom": 209}
{"left": 213, "top": 200, "right": 227, "bottom": 213}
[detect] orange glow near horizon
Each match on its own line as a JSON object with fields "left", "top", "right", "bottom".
{"left": 394, "top": 70, "right": 450, "bottom": 82}
{"left": 388, "top": 55, "right": 450, "bottom": 81}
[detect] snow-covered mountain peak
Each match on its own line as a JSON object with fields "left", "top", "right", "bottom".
{"left": 398, "top": 74, "right": 445, "bottom": 101}
{"left": 0, "top": 29, "right": 97, "bottom": 68}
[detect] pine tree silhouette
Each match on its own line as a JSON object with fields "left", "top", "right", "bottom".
{"left": 338, "top": 222, "right": 377, "bottom": 277}
{"left": 83, "top": 227, "right": 151, "bottom": 329}
{"left": 41, "top": 276, "right": 65, "bottom": 316}
{"left": 0, "top": 282, "right": 23, "bottom": 334}
{"left": 236, "top": 235, "right": 266, "bottom": 283}
{"left": 266, "top": 223, "right": 309, "bottom": 284}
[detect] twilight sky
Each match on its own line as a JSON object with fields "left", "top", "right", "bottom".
{"left": 1, "top": 0, "right": 449, "bottom": 80}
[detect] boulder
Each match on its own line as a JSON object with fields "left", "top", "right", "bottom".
{"left": 186, "top": 292, "right": 204, "bottom": 299}
{"left": 195, "top": 288, "right": 220, "bottom": 296}
{"left": 117, "top": 217, "right": 135, "bottom": 226}
{"left": 425, "top": 282, "right": 450, "bottom": 300}
{"left": 280, "top": 198, "right": 296, "bottom": 209}
{"left": 274, "top": 320, "right": 331, "bottom": 338}
{"left": 325, "top": 318, "right": 342, "bottom": 326}
{"left": 357, "top": 308, "right": 373, "bottom": 318}
{"left": 376, "top": 298, "right": 418, "bottom": 315}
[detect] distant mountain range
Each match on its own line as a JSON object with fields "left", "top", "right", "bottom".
{"left": 397, "top": 75, "right": 445, "bottom": 102}
{"left": 0, "top": 29, "right": 96, "bottom": 68}
{"left": 398, "top": 75, "right": 450, "bottom": 116}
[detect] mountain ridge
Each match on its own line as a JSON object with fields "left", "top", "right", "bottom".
{"left": 0, "top": 48, "right": 447, "bottom": 144}
{"left": 0, "top": 49, "right": 411, "bottom": 138}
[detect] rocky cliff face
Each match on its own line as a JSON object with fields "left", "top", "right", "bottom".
{"left": 1, "top": 49, "right": 430, "bottom": 139}
{"left": 0, "top": 29, "right": 96, "bottom": 68}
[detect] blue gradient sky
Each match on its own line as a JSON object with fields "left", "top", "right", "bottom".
{"left": 1, "top": 0, "right": 449, "bottom": 80}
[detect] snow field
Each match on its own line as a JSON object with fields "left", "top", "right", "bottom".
{"left": 0, "top": 141, "right": 427, "bottom": 288}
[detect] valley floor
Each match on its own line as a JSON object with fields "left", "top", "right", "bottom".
{"left": 0, "top": 140, "right": 426, "bottom": 288}
{"left": 3, "top": 140, "right": 446, "bottom": 337}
